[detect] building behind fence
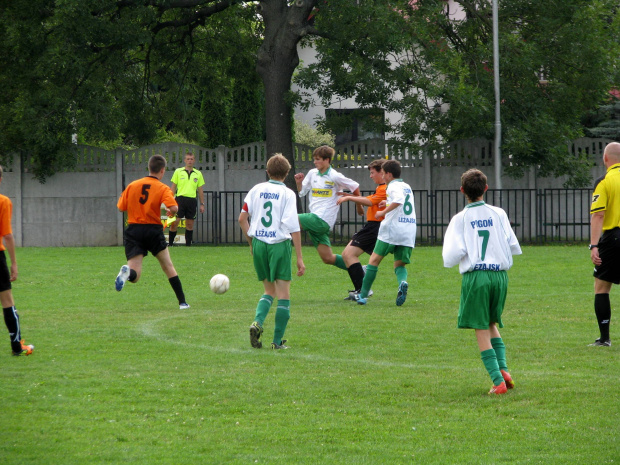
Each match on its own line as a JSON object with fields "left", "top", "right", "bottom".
{"left": 0, "top": 138, "right": 611, "bottom": 247}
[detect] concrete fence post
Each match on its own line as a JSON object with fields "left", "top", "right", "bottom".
{"left": 14, "top": 154, "right": 22, "bottom": 247}
{"left": 115, "top": 148, "right": 124, "bottom": 246}
{"left": 217, "top": 145, "right": 226, "bottom": 192}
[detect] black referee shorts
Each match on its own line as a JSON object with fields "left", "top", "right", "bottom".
{"left": 176, "top": 196, "right": 198, "bottom": 220}
{"left": 124, "top": 224, "right": 168, "bottom": 260}
{"left": 594, "top": 227, "right": 620, "bottom": 284}
{"left": 350, "top": 221, "right": 381, "bottom": 255}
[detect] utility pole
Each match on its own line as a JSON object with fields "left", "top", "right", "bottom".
{"left": 493, "top": 0, "right": 502, "bottom": 189}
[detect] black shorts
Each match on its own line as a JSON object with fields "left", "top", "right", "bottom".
{"left": 350, "top": 221, "right": 381, "bottom": 255}
{"left": 176, "top": 196, "right": 198, "bottom": 220}
{"left": 594, "top": 227, "right": 620, "bottom": 284}
{"left": 124, "top": 224, "right": 167, "bottom": 260}
{"left": 0, "top": 251, "right": 11, "bottom": 292}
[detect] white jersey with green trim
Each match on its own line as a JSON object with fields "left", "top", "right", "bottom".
{"left": 298, "top": 167, "right": 359, "bottom": 228}
{"left": 443, "top": 201, "right": 522, "bottom": 274}
{"left": 243, "top": 180, "right": 300, "bottom": 244}
{"left": 377, "top": 179, "right": 417, "bottom": 247}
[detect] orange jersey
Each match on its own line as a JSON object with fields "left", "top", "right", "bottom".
{"left": 0, "top": 194, "right": 12, "bottom": 252}
{"left": 366, "top": 183, "right": 387, "bottom": 222}
{"left": 117, "top": 176, "right": 177, "bottom": 225}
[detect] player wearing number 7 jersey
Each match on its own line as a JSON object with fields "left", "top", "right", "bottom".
{"left": 443, "top": 169, "right": 522, "bottom": 395}
{"left": 239, "top": 154, "right": 305, "bottom": 349}
{"left": 115, "top": 155, "right": 190, "bottom": 310}
{"left": 355, "top": 160, "right": 417, "bottom": 306}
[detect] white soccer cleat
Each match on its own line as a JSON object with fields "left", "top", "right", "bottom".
{"left": 179, "top": 303, "right": 190, "bottom": 310}
{"left": 115, "top": 265, "right": 130, "bottom": 292}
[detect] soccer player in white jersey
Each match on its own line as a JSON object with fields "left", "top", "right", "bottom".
{"left": 294, "top": 145, "right": 362, "bottom": 272}
{"left": 355, "top": 160, "right": 416, "bottom": 306}
{"left": 239, "top": 154, "right": 305, "bottom": 349}
{"left": 442, "top": 169, "right": 522, "bottom": 395}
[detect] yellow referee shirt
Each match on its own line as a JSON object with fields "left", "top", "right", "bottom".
{"left": 591, "top": 163, "right": 620, "bottom": 231}
{"left": 170, "top": 168, "right": 205, "bottom": 198}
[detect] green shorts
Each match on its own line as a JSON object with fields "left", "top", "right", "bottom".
{"left": 372, "top": 240, "right": 412, "bottom": 264}
{"left": 252, "top": 238, "right": 293, "bottom": 282}
{"left": 298, "top": 213, "right": 331, "bottom": 248}
{"left": 458, "top": 270, "right": 508, "bottom": 329}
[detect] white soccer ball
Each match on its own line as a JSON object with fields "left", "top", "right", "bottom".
{"left": 209, "top": 274, "right": 230, "bottom": 294}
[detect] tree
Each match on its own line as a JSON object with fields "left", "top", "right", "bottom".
{"left": 0, "top": 0, "right": 319, "bottom": 188}
{"left": 295, "top": 0, "right": 620, "bottom": 186}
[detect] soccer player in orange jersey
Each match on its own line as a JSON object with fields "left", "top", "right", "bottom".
{"left": 116, "top": 155, "right": 190, "bottom": 309}
{"left": 0, "top": 166, "right": 34, "bottom": 356}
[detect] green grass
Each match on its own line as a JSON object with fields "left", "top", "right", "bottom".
{"left": 1, "top": 245, "right": 618, "bottom": 464}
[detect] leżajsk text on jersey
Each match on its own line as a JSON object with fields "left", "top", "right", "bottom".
{"left": 377, "top": 179, "right": 417, "bottom": 248}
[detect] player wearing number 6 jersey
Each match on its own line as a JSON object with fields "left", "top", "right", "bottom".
{"left": 443, "top": 169, "right": 522, "bottom": 395}
{"left": 239, "top": 154, "right": 305, "bottom": 350}
{"left": 355, "top": 160, "right": 416, "bottom": 306}
{"left": 115, "top": 155, "right": 190, "bottom": 310}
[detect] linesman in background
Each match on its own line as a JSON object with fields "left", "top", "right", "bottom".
{"left": 589, "top": 141, "right": 620, "bottom": 347}
{"left": 168, "top": 152, "right": 205, "bottom": 247}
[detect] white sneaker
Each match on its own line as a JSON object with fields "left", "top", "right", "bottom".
{"left": 179, "top": 303, "right": 190, "bottom": 310}
{"left": 115, "top": 265, "right": 130, "bottom": 292}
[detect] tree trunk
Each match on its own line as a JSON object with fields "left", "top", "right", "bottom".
{"left": 256, "top": 0, "right": 316, "bottom": 193}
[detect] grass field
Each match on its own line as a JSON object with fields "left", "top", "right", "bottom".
{"left": 1, "top": 245, "right": 618, "bottom": 464}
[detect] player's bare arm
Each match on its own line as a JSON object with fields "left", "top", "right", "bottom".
{"left": 3, "top": 233, "right": 17, "bottom": 281}
{"left": 590, "top": 211, "right": 604, "bottom": 266}
{"left": 375, "top": 201, "right": 400, "bottom": 219}
{"left": 291, "top": 231, "right": 305, "bottom": 276}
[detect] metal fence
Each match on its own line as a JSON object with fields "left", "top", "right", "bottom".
{"left": 187, "top": 188, "right": 594, "bottom": 246}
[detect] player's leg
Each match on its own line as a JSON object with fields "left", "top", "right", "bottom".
{"left": 393, "top": 247, "right": 411, "bottom": 306}
{"left": 184, "top": 218, "right": 195, "bottom": 246}
{"left": 592, "top": 278, "right": 613, "bottom": 345}
{"left": 317, "top": 243, "right": 344, "bottom": 268}
{"left": 1, "top": 289, "right": 29, "bottom": 355}
{"left": 490, "top": 324, "right": 514, "bottom": 389}
{"left": 168, "top": 218, "right": 179, "bottom": 246}
{"left": 357, "top": 251, "right": 384, "bottom": 302}
{"left": 476, "top": 328, "right": 506, "bottom": 394}
{"left": 250, "top": 239, "right": 276, "bottom": 348}
{"left": 272, "top": 279, "right": 291, "bottom": 349}
{"left": 342, "top": 242, "right": 365, "bottom": 296}
{"left": 154, "top": 248, "right": 188, "bottom": 308}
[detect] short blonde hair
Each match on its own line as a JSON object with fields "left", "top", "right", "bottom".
{"left": 266, "top": 154, "right": 291, "bottom": 180}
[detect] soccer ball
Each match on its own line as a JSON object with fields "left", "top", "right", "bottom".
{"left": 209, "top": 274, "right": 230, "bottom": 294}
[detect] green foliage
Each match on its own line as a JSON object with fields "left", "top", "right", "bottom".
{"left": 583, "top": 98, "right": 620, "bottom": 141}
{"left": 293, "top": 118, "right": 335, "bottom": 147}
{"left": 0, "top": 0, "right": 261, "bottom": 180}
{"left": 296, "top": 0, "right": 620, "bottom": 185}
{"left": 1, "top": 245, "right": 619, "bottom": 463}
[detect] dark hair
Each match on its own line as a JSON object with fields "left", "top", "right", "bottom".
{"left": 368, "top": 159, "right": 386, "bottom": 172}
{"left": 382, "top": 159, "right": 401, "bottom": 178}
{"left": 266, "top": 153, "right": 291, "bottom": 180}
{"left": 148, "top": 155, "right": 167, "bottom": 174}
{"left": 312, "top": 145, "right": 335, "bottom": 162}
{"left": 461, "top": 169, "right": 487, "bottom": 201}
{"left": 184, "top": 152, "right": 195, "bottom": 159}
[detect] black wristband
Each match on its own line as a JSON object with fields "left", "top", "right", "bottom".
{"left": 589, "top": 244, "right": 598, "bottom": 250}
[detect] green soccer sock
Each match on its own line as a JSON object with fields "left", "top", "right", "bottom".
{"left": 254, "top": 295, "right": 274, "bottom": 327}
{"left": 481, "top": 349, "right": 504, "bottom": 386}
{"left": 360, "top": 265, "right": 378, "bottom": 298}
{"left": 491, "top": 337, "right": 508, "bottom": 371}
{"left": 273, "top": 299, "right": 290, "bottom": 345}
{"left": 333, "top": 254, "right": 348, "bottom": 271}
{"left": 394, "top": 266, "right": 408, "bottom": 284}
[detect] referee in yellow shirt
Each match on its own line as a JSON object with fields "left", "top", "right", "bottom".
{"left": 589, "top": 142, "right": 620, "bottom": 347}
{"left": 168, "top": 153, "right": 205, "bottom": 247}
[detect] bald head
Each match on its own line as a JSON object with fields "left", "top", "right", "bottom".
{"left": 604, "top": 142, "right": 620, "bottom": 167}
